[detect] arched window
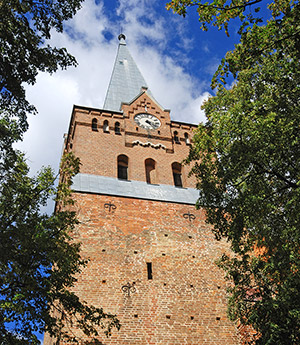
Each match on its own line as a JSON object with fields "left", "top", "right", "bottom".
{"left": 172, "top": 162, "right": 183, "bottom": 187}
{"left": 145, "top": 158, "right": 156, "bottom": 184}
{"left": 92, "top": 118, "right": 98, "bottom": 131}
{"left": 117, "top": 154, "right": 128, "bottom": 180}
{"left": 173, "top": 131, "right": 179, "bottom": 143}
{"left": 184, "top": 132, "right": 190, "bottom": 144}
{"left": 115, "top": 122, "right": 121, "bottom": 134}
{"left": 103, "top": 120, "right": 109, "bottom": 133}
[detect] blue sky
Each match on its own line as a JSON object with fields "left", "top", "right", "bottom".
{"left": 20, "top": 0, "right": 240, "bottom": 189}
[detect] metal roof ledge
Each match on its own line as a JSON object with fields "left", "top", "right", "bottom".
{"left": 72, "top": 173, "right": 199, "bottom": 205}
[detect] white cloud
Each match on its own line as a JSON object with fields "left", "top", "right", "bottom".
{"left": 205, "top": 55, "right": 221, "bottom": 76}
{"left": 202, "top": 42, "right": 210, "bottom": 53}
{"left": 20, "top": 0, "right": 209, "bottom": 179}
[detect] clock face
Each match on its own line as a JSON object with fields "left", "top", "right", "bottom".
{"left": 134, "top": 113, "right": 161, "bottom": 130}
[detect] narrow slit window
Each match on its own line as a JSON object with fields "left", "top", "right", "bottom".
{"left": 173, "top": 131, "right": 179, "bottom": 143}
{"left": 92, "top": 118, "right": 98, "bottom": 131}
{"left": 103, "top": 120, "right": 109, "bottom": 132}
{"left": 184, "top": 132, "right": 190, "bottom": 144}
{"left": 117, "top": 154, "right": 128, "bottom": 180}
{"left": 172, "top": 162, "right": 183, "bottom": 187}
{"left": 115, "top": 122, "right": 121, "bottom": 134}
{"left": 173, "top": 172, "right": 182, "bottom": 187}
{"left": 147, "top": 262, "right": 152, "bottom": 280}
{"left": 145, "top": 158, "right": 156, "bottom": 184}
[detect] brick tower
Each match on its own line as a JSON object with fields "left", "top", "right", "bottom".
{"left": 47, "top": 34, "right": 239, "bottom": 344}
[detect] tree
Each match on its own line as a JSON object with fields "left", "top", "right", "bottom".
{"left": 166, "top": 0, "right": 265, "bottom": 36}
{"left": 168, "top": 1, "right": 300, "bottom": 344}
{"left": 0, "top": 0, "right": 84, "bottom": 132}
{"left": 166, "top": 0, "right": 300, "bottom": 85}
{"left": 0, "top": 151, "right": 120, "bottom": 344}
{"left": 0, "top": 1, "right": 120, "bottom": 343}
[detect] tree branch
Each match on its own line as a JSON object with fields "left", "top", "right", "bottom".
{"left": 253, "top": 160, "right": 298, "bottom": 189}
{"left": 186, "top": 0, "right": 262, "bottom": 12}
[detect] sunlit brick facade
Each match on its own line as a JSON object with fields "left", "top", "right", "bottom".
{"left": 44, "top": 35, "right": 239, "bottom": 345}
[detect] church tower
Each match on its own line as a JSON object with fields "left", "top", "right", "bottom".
{"left": 47, "top": 35, "right": 239, "bottom": 344}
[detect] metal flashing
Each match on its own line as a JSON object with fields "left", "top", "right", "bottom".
{"left": 72, "top": 173, "right": 199, "bottom": 205}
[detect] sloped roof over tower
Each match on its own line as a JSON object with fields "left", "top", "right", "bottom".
{"left": 103, "top": 34, "right": 154, "bottom": 112}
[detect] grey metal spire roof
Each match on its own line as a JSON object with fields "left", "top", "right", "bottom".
{"left": 103, "top": 34, "right": 153, "bottom": 111}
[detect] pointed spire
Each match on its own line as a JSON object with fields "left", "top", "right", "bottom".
{"left": 103, "top": 35, "right": 153, "bottom": 111}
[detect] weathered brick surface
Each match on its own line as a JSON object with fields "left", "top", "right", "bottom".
{"left": 66, "top": 94, "right": 198, "bottom": 187}
{"left": 44, "top": 94, "right": 240, "bottom": 344}
{"left": 45, "top": 194, "right": 239, "bottom": 345}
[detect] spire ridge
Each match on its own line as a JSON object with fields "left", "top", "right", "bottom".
{"left": 103, "top": 37, "right": 155, "bottom": 111}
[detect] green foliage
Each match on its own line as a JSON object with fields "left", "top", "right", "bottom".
{"left": 0, "top": 1, "right": 121, "bottom": 343}
{"left": 0, "top": 150, "right": 120, "bottom": 344}
{"left": 0, "top": 0, "right": 84, "bottom": 131}
{"left": 166, "top": 0, "right": 265, "bottom": 36}
{"left": 167, "top": 0, "right": 300, "bottom": 86}
{"left": 169, "top": 0, "right": 300, "bottom": 343}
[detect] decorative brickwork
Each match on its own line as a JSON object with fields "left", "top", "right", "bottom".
{"left": 65, "top": 93, "right": 198, "bottom": 188}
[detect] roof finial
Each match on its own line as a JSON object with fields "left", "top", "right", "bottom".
{"left": 118, "top": 33, "right": 126, "bottom": 42}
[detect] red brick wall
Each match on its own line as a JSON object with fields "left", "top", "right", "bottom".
{"left": 44, "top": 94, "right": 240, "bottom": 344}
{"left": 45, "top": 193, "right": 239, "bottom": 345}
{"left": 66, "top": 94, "right": 198, "bottom": 188}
